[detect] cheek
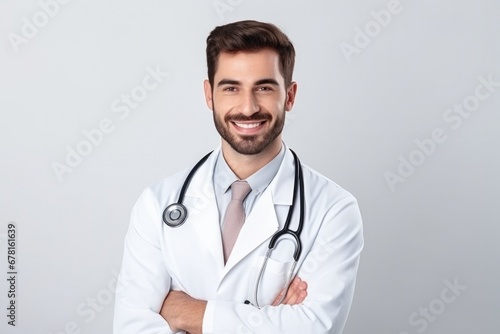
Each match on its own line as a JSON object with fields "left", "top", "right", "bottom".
{"left": 265, "top": 98, "right": 286, "bottom": 112}
{"left": 257, "top": 93, "right": 285, "bottom": 106}
{"left": 213, "top": 94, "right": 237, "bottom": 110}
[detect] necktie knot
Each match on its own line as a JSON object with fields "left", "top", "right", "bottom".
{"left": 230, "top": 180, "right": 251, "bottom": 202}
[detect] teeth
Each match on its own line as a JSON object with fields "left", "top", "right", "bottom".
{"left": 234, "top": 122, "right": 262, "bottom": 129}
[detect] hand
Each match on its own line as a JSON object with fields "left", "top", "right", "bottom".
{"left": 272, "top": 276, "right": 308, "bottom": 306}
{"left": 160, "top": 290, "right": 206, "bottom": 334}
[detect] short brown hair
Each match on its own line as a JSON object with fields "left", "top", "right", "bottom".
{"left": 206, "top": 20, "right": 295, "bottom": 88}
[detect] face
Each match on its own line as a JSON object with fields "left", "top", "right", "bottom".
{"left": 204, "top": 49, "right": 297, "bottom": 156}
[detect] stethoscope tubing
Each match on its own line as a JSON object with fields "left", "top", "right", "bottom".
{"left": 267, "top": 149, "right": 304, "bottom": 261}
{"left": 254, "top": 149, "right": 304, "bottom": 307}
{"left": 162, "top": 151, "right": 213, "bottom": 227}
{"left": 254, "top": 245, "right": 298, "bottom": 308}
{"left": 162, "top": 148, "right": 305, "bottom": 307}
{"left": 177, "top": 151, "right": 213, "bottom": 203}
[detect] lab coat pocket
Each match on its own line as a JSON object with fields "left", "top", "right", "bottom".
{"left": 249, "top": 256, "right": 293, "bottom": 306}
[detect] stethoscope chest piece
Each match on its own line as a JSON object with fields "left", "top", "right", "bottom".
{"left": 163, "top": 203, "right": 187, "bottom": 227}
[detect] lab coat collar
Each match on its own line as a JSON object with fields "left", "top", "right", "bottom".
{"left": 268, "top": 142, "right": 296, "bottom": 206}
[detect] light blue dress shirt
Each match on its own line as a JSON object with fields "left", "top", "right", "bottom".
{"left": 213, "top": 144, "right": 285, "bottom": 227}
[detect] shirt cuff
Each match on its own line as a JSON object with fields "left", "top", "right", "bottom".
{"left": 202, "top": 300, "right": 216, "bottom": 333}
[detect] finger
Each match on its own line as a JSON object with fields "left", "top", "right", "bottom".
{"left": 295, "top": 289, "right": 308, "bottom": 304}
{"left": 271, "top": 288, "right": 285, "bottom": 306}
{"left": 273, "top": 279, "right": 297, "bottom": 306}
{"left": 284, "top": 278, "right": 309, "bottom": 305}
{"left": 287, "top": 285, "right": 302, "bottom": 305}
{"left": 283, "top": 278, "right": 302, "bottom": 305}
{"left": 297, "top": 280, "right": 307, "bottom": 292}
{"left": 293, "top": 280, "right": 308, "bottom": 304}
{"left": 273, "top": 277, "right": 308, "bottom": 306}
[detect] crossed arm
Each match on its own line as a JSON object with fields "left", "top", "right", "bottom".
{"left": 114, "top": 190, "right": 363, "bottom": 333}
{"left": 160, "top": 277, "right": 308, "bottom": 334}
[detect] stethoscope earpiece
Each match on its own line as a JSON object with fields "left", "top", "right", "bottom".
{"left": 163, "top": 203, "right": 188, "bottom": 227}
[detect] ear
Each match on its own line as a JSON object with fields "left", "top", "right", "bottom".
{"left": 204, "top": 79, "right": 213, "bottom": 110}
{"left": 284, "top": 81, "right": 298, "bottom": 111}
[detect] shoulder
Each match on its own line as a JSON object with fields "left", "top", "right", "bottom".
{"left": 137, "top": 168, "right": 191, "bottom": 209}
{"left": 299, "top": 163, "right": 363, "bottom": 248}
{"left": 300, "top": 163, "right": 357, "bottom": 207}
{"left": 138, "top": 149, "right": 219, "bottom": 205}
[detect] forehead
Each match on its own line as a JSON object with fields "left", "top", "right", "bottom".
{"left": 215, "top": 49, "right": 283, "bottom": 83}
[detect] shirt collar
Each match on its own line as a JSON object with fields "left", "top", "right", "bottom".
{"left": 213, "top": 143, "right": 285, "bottom": 195}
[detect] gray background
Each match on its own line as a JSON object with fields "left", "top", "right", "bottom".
{"left": 1, "top": 0, "right": 499, "bottom": 333}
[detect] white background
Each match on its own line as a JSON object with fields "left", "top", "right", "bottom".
{"left": 1, "top": 0, "right": 499, "bottom": 333}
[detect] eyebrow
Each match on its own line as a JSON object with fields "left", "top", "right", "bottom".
{"left": 217, "top": 79, "right": 241, "bottom": 87}
{"left": 216, "top": 78, "right": 280, "bottom": 87}
{"left": 255, "top": 78, "right": 280, "bottom": 86}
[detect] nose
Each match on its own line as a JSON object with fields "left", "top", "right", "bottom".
{"left": 237, "top": 91, "right": 260, "bottom": 115}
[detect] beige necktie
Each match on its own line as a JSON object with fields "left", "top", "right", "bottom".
{"left": 222, "top": 181, "right": 251, "bottom": 263}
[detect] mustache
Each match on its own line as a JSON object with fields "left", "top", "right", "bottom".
{"left": 225, "top": 112, "right": 272, "bottom": 122}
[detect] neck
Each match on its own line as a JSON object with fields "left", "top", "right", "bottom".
{"left": 221, "top": 139, "right": 282, "bottom": 180}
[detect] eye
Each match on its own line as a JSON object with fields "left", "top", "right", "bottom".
{"left": 223, "top": 86, "right": 238, "bottom": 92}
{"left": 256, "top": 86, "right": 274, "bottom": 92}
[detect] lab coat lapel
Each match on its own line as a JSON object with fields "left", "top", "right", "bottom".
{"left": 183, "top": 148, "right": 225, "bottom": 272}
{"left": 223, "top": 147, "right": 296, "bottom": 274}
{"left": 223, "top": 189, "right": 278, "bottom": 272}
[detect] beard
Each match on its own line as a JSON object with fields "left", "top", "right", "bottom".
{"left": 212, "top": 105, "right": 286, "bottom": 155}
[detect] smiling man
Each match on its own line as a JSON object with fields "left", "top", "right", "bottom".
{"left": 114, "top": 20, "right": 363, "bottom": 334}
{"left": 207, "top": 48, "right": 295, "bottom": 179}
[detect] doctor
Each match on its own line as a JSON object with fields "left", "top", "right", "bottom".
{"left": 114, "top": 20, "right": 363, "bottom": 334}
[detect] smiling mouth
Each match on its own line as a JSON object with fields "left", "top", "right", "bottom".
{"left": 233, "top": 121, "right": 265, "bottom": 129}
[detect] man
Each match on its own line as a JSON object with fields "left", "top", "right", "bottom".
{"left": 114, "top": 20, "right": 363, "bottom": 334}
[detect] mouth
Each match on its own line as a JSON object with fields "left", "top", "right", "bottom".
{"left": 230, "top": 120, "right": 267, "bottom": 134}
{"left": 233, "top": 121, "right": 264, "bottom": 129}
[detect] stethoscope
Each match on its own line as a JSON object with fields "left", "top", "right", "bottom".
{"left": 162, "top": 149, "right": 304, "bottom": 308}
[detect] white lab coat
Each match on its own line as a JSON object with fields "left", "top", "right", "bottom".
{"left": 113, "top": 145, "right": 363, "bottom": 334}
